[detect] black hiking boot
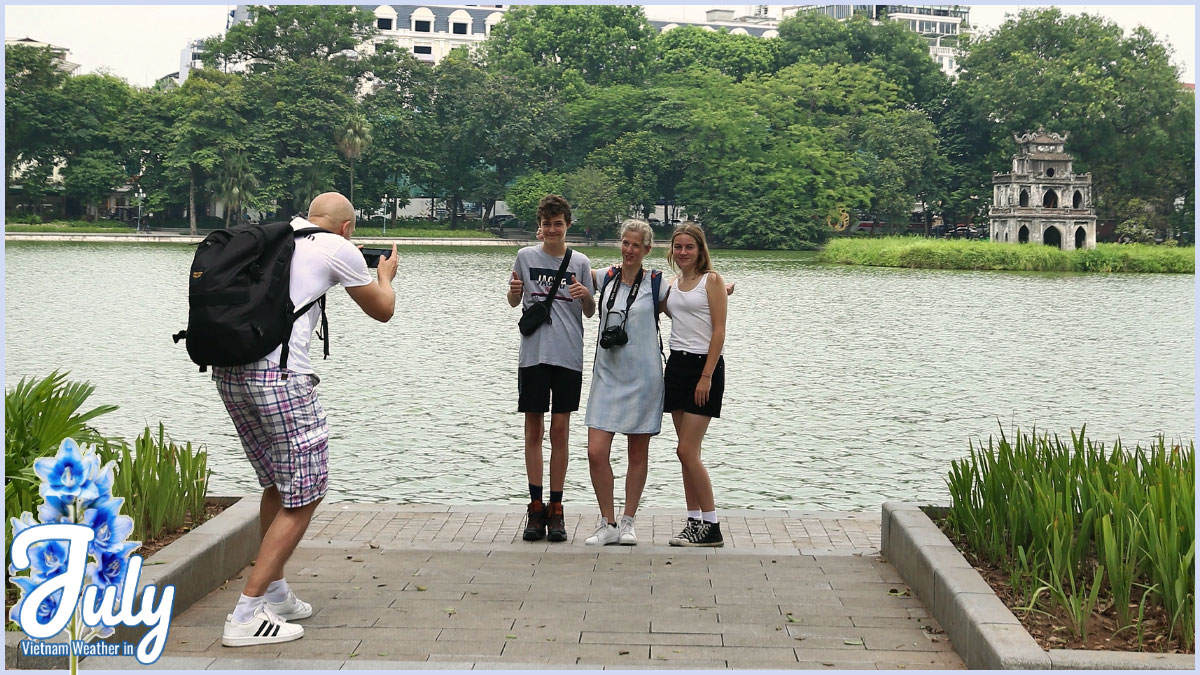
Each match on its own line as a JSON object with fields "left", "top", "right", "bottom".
{"left": 523, "top": 500, "right": 547, "bottom": 541}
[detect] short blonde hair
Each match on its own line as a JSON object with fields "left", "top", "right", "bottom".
{"left": 668, "top": 221, "right": 713, "bottom": 274}
{"left": 618, "top": 218, "right": 653, "bottom": 248}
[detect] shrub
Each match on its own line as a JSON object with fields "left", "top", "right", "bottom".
{"left": 99, "top": 424, "right": 209, "bottom": 541}
{"left": 4, "top": 373, "right": 209, "bottom": 563}
{"left": 946, "top": 427, "right": 1194, "bottom": 649}
{"left": 4, "top": 213, "right": 43, "bottom": 224}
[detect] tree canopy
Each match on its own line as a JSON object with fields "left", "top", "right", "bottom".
{"left": 4, "top": 6, "right": 1191, "bottom": 246}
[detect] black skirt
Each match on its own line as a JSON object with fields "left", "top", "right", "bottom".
{"left": 663, "top": 350, "right": 724, "bottom": 418}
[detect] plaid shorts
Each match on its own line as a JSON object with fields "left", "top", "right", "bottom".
{"left": 213, "top": 364, "right": 329, "bottom": 508}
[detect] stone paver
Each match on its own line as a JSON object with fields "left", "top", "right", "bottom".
{"left": 85, "top": 504, "right": 962, "bottom": 670}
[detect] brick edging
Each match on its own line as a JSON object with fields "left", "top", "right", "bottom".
{"left": 5, "top": 495, "right": 261, "bottom": 670}
{"left": 881, "top": 502, "right": 1194, "bottom": 670}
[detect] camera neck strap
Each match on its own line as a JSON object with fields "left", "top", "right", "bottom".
{"left": 605, "top": 266, "right": 644, "bottom": 328}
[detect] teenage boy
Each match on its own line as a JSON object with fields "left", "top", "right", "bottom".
{"left": 506, "top": 195, "right": 595, "bottom": 542}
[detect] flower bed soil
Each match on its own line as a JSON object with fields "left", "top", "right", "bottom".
{"left": 941, "top": 525, "right": 1193, "bottom": 654}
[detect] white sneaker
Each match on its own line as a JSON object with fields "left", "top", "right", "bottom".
{"left": 266, "top": 589, "right": 312, "bottom": 620}
{"left": 584, "top": 521, "right": 621, "bottom": 546}
{"left": 618, "top": 515, "right": 637, "bottom": 546}
{"left": 222, "top": 605, "right": 303, "bottom": 647}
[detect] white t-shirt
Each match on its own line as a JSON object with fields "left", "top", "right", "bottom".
{"left": 262, "top": 217, "right": 372, "bottom": 374}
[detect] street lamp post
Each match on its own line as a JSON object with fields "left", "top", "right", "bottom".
{"left": 136, "top": 188, "right": 145, "bottom": 233}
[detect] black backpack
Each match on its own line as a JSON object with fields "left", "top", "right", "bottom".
{"left": 172, "top": 222, "right": 331, "bottom": 377}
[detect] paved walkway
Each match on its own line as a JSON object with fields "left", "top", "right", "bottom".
{"left": 85, "top": 504, "right": 963, "bottom": 670}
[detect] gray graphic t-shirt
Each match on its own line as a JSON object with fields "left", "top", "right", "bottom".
{"left": 513, "top": 245, "right": 593, "bottom": 371}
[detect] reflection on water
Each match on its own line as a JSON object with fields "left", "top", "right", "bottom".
{"left": 4, "top": 242, "right": 1194, "bottom": 511}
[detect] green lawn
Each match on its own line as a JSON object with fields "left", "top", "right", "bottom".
{"left": 820, "top": 236, "right": 1194, "bottom": 273}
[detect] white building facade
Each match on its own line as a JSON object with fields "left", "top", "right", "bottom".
{"left": 782, "top": 4, "right": 969, "bottom": 76}
{"left": 363, "top": 4, "right": 506, "bottom": 65}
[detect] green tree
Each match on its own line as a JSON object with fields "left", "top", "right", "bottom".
{"left": 202, "top": 4, "right": 377, "bottom": 73}
{"left": 957, "top": 8, "right": 1184, "bottom": 222}
{"left": 60, "top": 73, "right": 137, "bottom": 161}
{"left": 420, "top": 50, "right": 489, "bottom": 227}
{"left": 848, "top": 108, "right": 945, "bottom": 232}
{"left": 62, "top": 151, "right": 127, "bottom": 220}
{"left": 205, "top": 152, "right": 259, "bottom": 228}
{"left": 161, "top": 69, "right": 251, "bottom": 233}
{"left": 357, "top": 50, "right": 435, "bottom": 228}
{"left": 776, "top": 12, "right": 947, "bottom": 108}
{"left": 336, "top": 112, "right": 372, "bottom": 208}
{"left": 564, "top": 166, "right": 625, "bottom": 238}
{"left": 473, "top": 72, "right": 567, "bottom": 225}
{"left": 5, "top": 44, "right": 70, "bottom": 204}
{"left": 485, "top": 5, "right": 658, "bottom": 92}
{"left": 584, "top": 131, "right": 669, "bottom": 218}
{"left": 202, "top": 4, "right": 384, "bottom": 218}
{"left": 506, "top": 171, "right": 566, "bottom": 225}
{"left": 653, "top": 25, "right": 779, "bottom": 81}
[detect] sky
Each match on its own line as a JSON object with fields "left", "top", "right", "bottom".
{"left": 1, "top": 3, "right": 1196, "bottom": 87}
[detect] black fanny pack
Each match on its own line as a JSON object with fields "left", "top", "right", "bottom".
{"left": 518, "top": 249, "right": 573, "bottom": 337}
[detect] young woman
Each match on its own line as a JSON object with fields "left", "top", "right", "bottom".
{"left": 583, "top": 219, "right": 663, "bottom": 546}
{"left": 663, "top": 222, "right": 727, "bottom": 547}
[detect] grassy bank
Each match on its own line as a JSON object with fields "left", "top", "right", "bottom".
{"left": 353, "top": 226, "right": 496, "bottom": 238}
{"left": 5, "top": 222, "right": 135, "bottom": 233}
{"left": 820, "top": 237, "right": 1194, "bottom": 273}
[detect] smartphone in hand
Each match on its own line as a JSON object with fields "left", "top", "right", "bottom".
{"left": 361, "top": 247, "right": 394, "bottom": 269}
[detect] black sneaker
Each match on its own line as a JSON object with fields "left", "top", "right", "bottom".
{"left": 676, "top": 520, "right": 724, "bottom": 547}
{"left": 668, "top": 518, "right": 701, "bottom": 546}
{"left": 546, "top": 501, "right": 567, "bottom": 542}
{"left": 523, "top": 500, "right": 547, "bottom": 541}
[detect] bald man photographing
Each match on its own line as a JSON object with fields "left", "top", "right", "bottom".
{"left": 212, "top": 192, "right": 396, "bottom": 647}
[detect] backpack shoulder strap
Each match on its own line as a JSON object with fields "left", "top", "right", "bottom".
{"left": 650, "top": 269, "right": 664, "bottom": 360}
{"left": 278, "top": 225, "right": 333, "bottom": 375}
{"left": 599, "top": 266, "right": 618, "bottom": 301}
{"left": 293, "top": 226, "right": 328, "bottom": 238}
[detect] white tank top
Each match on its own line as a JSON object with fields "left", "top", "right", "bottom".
{"left": 666, "top": 273, "right": 718, "bottom": 355}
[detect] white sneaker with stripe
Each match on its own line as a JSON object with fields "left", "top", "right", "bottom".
{"left": 266, "top": 589, "right": 312, "bottom": 620}
{"left": 222, "top": 604, "right": 304, "bottom": 647}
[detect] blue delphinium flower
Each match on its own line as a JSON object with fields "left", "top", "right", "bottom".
{"left": 36, "top": 494, "right": 72, "bottom": 525}
{"left": 87, "top": 541, "right": 139, "bottom": 591}
{"left": 84, "top": 461, "right": 119, "bottom": 512}
{"left": 10, "top": 438, "right": 141, "bottom": 651}
{"left": 8, "top": 575, "right": 41, "bottom": 623}
{"left": 35, "top": 589, "right": 64, "bottom": 626}
{"left": 33, "top": 439, "right": 99, "bottom": 505}
{"left": 26, "top": 539, "right": 70, "bottom": 580}
{"left": 81, "top": 502, "right": 134, "bottom": 556}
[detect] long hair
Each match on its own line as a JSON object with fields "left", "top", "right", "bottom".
{"left": 667, "top": 221, "right": 712, "bottom": 274}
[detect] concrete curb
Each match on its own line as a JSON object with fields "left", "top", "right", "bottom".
{"left": 5, "top": 495, "right": 260, "bottom": 670}
{"left": 881, "top": 502, "right": 1194, "bottom": 670}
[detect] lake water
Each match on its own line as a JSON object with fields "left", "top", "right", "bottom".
{"left": 4, "top": 242, "right": 1194, "bottom": 512}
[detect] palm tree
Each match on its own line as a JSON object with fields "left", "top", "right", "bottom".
{"left": 206, "top": 153, "right": 259, "bottom": 228}
{"left": 293, "top": 164, "right": 331, "bottom": 215}
{"left": 336, "top": 113, "right": 372, "bottom": 209}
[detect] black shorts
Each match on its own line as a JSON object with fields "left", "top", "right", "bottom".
{"left": 663, "top": 350, "right": 724, "bottom": 418}
{"left": 518, "top": 364, "right": 582, "bottom": 414}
